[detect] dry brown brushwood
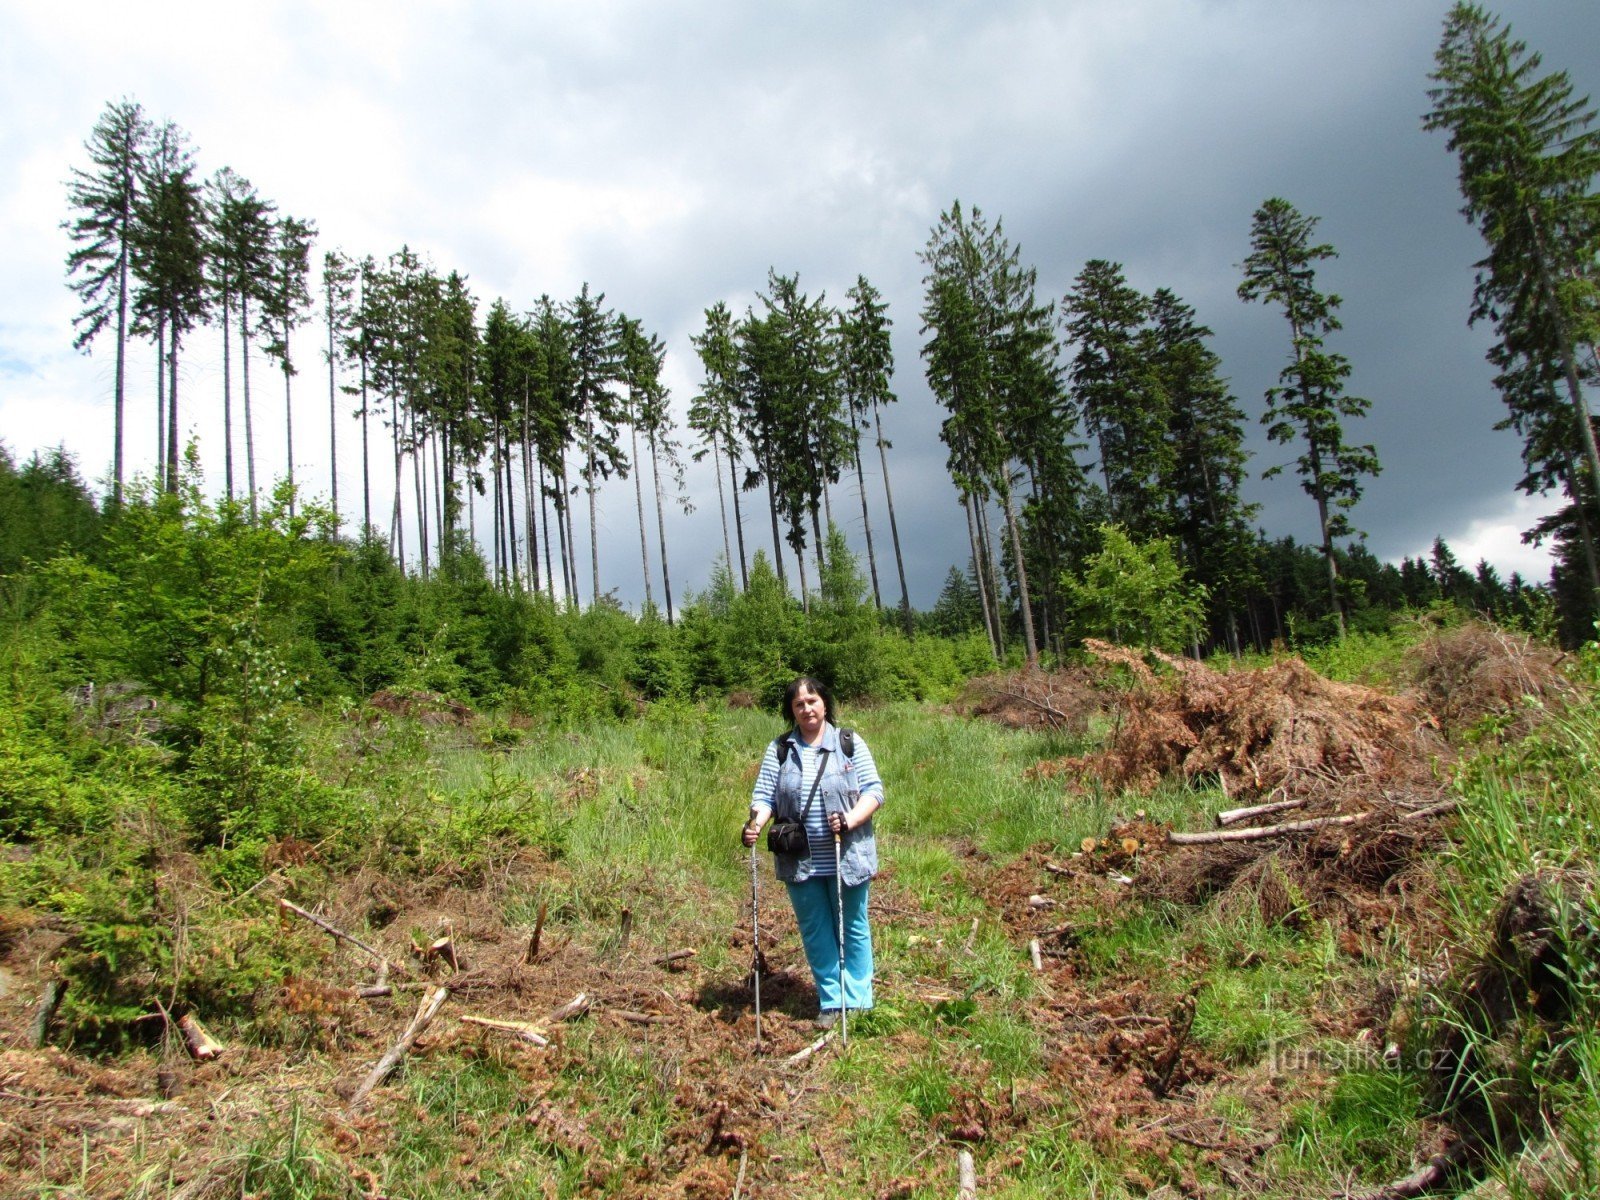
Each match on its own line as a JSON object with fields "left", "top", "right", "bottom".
{"left": 1403, "top": 621, "right": 1569, "bottom": 740}
{"left": 1058, "top": 639, "right": 1447, "bottom": 799}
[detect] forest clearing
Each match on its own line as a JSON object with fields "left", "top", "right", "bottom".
{"left": 4, "top": 618, "right": 1597, "bottom": 1199}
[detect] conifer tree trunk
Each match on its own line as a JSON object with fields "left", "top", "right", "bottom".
{"left": 710, "top": 440, "right": 733, "bottom": 579}
{"left": 155, "top": 321, "right": 166, "bottom": 493}
{"left": 1001, "top": 484, "right": 1038, "bottom": 666}
{"left": 874, "top": 404, "right": 913, "bottom": 633}
{"left": 326, "top": 286, "right": 338, "bottom": 527}
{"left": 649, "top": 431, "right": 674, "bottom": 622}
{"left": 965, "top": 495, "right": 1000, "bottom": 660}
{"left": 852, "top": 437, "right": 883, "bottom": 609}
{"left": 242, "top": 296, "right": 258, "bottom": 521}
{"left": 729, "top": 447, "right": 749, "bottom": 590}
{"left": 221, "top": 283, "right": 234, "bottom": 503}
{"left": 630, "top": 420, "right": 654, "bottom": 610}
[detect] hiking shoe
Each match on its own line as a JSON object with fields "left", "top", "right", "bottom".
{"left": 813, "top": 1011, "right": 840, "bottom": 1030}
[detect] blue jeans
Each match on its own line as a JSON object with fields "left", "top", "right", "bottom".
{"left": 785, "top": 876, "right": 873, "bottom": 1012}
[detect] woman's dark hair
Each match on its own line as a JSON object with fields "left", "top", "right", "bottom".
{"left": 780, "top": 676, "right": 835, "bottom": 723}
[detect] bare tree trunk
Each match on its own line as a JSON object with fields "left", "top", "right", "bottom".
{"left": 965, "top": 495, "right": 1000, "bottom": 660}
{"left": 166, "top": 332, "right": 179, "bottom": 493}
{"left": 630, "top": 421, "right": 654, "bottom": 611}
{"left": 764, "top": 468, "right": 786, "bottom": 590}
{"left": 851, "top": 435, "right": 882, "bottom": 609}
{"left": 155, "top": 321, "right": 166, "bottom": 493}
{"left": 874, "top": 403, "right": 913, "bottom": 634}
{"left": 359, "top": 358, "right": 371, "bottom": 539}
{"left": 412, "top": 414, "right": 429, "bottom": 580}
{"left": 505, "top": 438, "right": 521, "bottom": 591}
{"left": 241, "top": 300, "right": 258, "bottom": 520}
{"left": 326, "top": 291, "right": 338, "bottom": 528}
{"left": 1001, "top": 482, "right": 1039, "bottom": 667}
{"left": 729, "top": 442, "right": 749, "bottom": 590}
{"left": 710, "top": 440, "right": 733, "bottom": 581}
{"left": 282, "top": 319, "right": 295, "bottom": 518}
{"left": 221, "top": 286, "right": 235, "bottom": 504}
{"left": 390, "top": 405, "right": 404, "bottom": 567}
{"left": 585, "top": 417, "right": 600, "bottom": 606}
{"left": 649, "top": 431, "right": 674, "bottom": 623}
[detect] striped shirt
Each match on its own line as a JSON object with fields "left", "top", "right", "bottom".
{"left": 752, "top": 730, "right": 882, "bottom": 877}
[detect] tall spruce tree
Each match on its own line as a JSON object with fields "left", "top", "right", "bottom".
{"left": 920, "top": 202, "right": 1054, "bottom": 665}
{"left": 1064, "top": 260, "right": 1172, "bottom": 533}
{"left": 1239, "top": 198, "right": 1380, "bottom": 637}
{"left": 204, "top": 168, "right": 275, "bottom": 507}
{"left": 838, "top": 277, "right": 905, "bottom": 624}
{"left": 64, "top": 99, "right": 150, "bottom": 508}
{"left": 1147, "top": 288, "right": 1258, "bottom": 651}
{"left": 565, "top": 284, "right": 625, "bottom": 606}
{"left": 262, "top": 215, "right": 317, "bottom": 516}
{"left": 690, "top": 301, "right": 750, "bottom": 588}
{"left": 128, "top": 120, "right": 208, "bottom": 494}
{"left": 1425, "top": 2, "right": 1600, "bottom": 618}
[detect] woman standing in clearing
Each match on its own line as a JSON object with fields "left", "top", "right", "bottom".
{"left": 742, "top": 676, "right": 883, "bottom": 1028}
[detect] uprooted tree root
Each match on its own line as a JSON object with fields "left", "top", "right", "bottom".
{"left": 1350, "top": 871, "right": 1600, "bottom": 1200}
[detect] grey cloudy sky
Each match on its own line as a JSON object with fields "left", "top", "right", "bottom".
{"left": 3, "top": 0, "right": 1597, "bottom": 610}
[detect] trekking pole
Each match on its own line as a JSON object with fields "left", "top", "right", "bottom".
{"left": 749, "top": 840, "right": 762, "bottom": 1048}
{"left": 834, "top": 829, "right": 847, "bottom": 1046}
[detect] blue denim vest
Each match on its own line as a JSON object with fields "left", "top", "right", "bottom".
{"left": 769, "top": 723, "right": 878, "bottom": 887}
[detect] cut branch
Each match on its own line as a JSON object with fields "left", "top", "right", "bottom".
{"left": 178, "top": 1013, "right": 224, "bottom": 1061}
{"left": 460, "top": 1014, "right": 549, "bottom": 1047}
{"left": 652, "top": 948, "right": 697, "bottom": 966}
{"left": 958, "top": 1148, "right": 977, "bottom": 1198}
{"left": 279, "top": 899, "right": 393, "bottom": 969}
{"left": 349, "top": 985, "right": 450, "bottom": 1110}
{"left": 1168, "top": 811, "right": 1374, "bottom": 845}
{"left": 1216, "top": 794, "right": 1305, "bottom": 826}
{"left": 613, "top": 1009, "right": 667, "bottom": 1025}
{"left": 549, "top": 993, "right": 591, "bottom": 1022}
{"left": 786, "top": 1031, "right": 834, "bottom": 1066}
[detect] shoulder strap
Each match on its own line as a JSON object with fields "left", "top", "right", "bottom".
{"left": 798, "top": 748, "right": 830, "bottom": 822}
{"left": 840, "top": 727, "right": 855, "bottom": 757}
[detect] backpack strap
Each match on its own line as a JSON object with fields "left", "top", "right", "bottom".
{"left": 839, "top": 727, "right": 855, "bottom": 757}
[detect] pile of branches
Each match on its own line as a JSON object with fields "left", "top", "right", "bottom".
{"left": 1404, "top": 621, "right": 1570, "bottom": 740}
{"left": 1046, "top": 642, "right": 1458, "bottom": 926}
{"left": 1065, "top": 639, "right": 1448, "bottom": 801}
{"left": 954, "top": 666, "right": 1099, "bottom": 733}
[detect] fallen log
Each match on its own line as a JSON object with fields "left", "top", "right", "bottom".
{"left": 178, "top": 1013, "right": 224, "bottom": 1061}
{"left": 279, "top": 899, "right": 393, "bottom": 970}
{"left": 460, "top": 1014, "right": 549, "bottom": 1047}
{"left": 613, "top": 1009, "right": 667, "bottom": 1025}
{"left": 349, "top": 985, "right": 450, "bottom": 1110}
{"left": 652, "top": 948, "right": 697, "bottom": 966}
{"left": 1216, "top": 794, "right": 1305, "bottom": 826}
{"left": 549, "top": 993, "right": 591, "bottom": 1022}
{"left": 1167, "top": 811, "right": 1375, "bottom": 846}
